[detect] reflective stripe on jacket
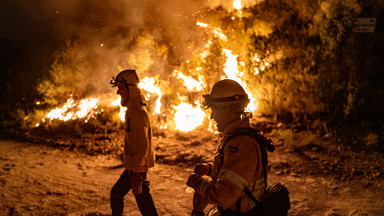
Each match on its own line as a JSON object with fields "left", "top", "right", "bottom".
{"left": 196, "top": 118, "right": 265, "bottom": 213}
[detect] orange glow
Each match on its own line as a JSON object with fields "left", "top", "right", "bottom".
{"left": 173, "top": 102, "right": 206, "bottom": 132}
{"left": 174, "top": 70, "right": 205, "bottom": 91}
{"left": 197, "top": 20, "right": 261, "bottom": 112}
{"left": 111, "top": 97, "right": 127, "bottom": 121}
{"left": 223, "top": 49, "right": 257, "bottom": 112}
{"left": 45, "top": 98, "right": 99, "bottom": 122}
{"left": 233, "top": 0, "right": 242, "bottom": 10}
{"left": 197, "top": 21, "right": 227, "bottom": 41}
{"left": 138, "top": 77, "right": 162, "bottom": 114}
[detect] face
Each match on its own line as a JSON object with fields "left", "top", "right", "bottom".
{"left": 210, "top": 106, "right": 238, "bottom": 132}
{"left": 117, "top": 84, "right": 129, "bottom": 106}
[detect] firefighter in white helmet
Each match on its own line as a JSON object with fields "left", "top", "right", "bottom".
{"left": 186, "top": 79, "right": 266, "bottom": 216}
{"left": 110, "top": 70, "right": 158, "bottom": 216}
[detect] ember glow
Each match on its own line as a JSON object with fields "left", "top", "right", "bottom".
{"left": 44, "top": 98, "right": 99, "bottom": 122}
{"left": 138, "top": 77, "right": 162, "bottom": 114}
{"left": 196, "top": 22, "right": 227, "bottom": 41}
{"left": 172, "top": 102, "right": 206, "bottom": 132}
{"left": 40, "top": 96, "right": 123, "bottom": 124}
{"left": 197, "top": 18, "right": 260, "bottom": 112}
{"left": 233, "top": 0, "right": 242, "bottom": 10}
{"left": 196, "top": 12, "right": 262, "bottom": 112}
{"left": 175, "top": 71, "right": 205, "bottom": 91}
{"left": 172, "top": 71, "right": 207, "bottom": 131}
{"left": 223, "top": 49, "right": 257, "bottom": 112}
{"left": 111, "top": 97, "right": 127, "bottom": 121}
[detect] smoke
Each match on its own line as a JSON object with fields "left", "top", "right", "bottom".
{"left": 1, "top": 0, "right": 262, "bottom": 97}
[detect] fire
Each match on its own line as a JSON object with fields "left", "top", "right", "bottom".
{"left": 111, "top": 97, "right": 127, "bottom": 121}
{"left": 196, "top": 14, "right": 260, "bottom": 113}
{"left": 196, "top": 22, "right": 227, "bottom": 41}
{"left": 44, "top": 98, "right": 99, "bottom": 122}
{"left": 223, "top": 49, "right": 257, "bottom": 112}
{"left": 38, "top": 0, "right": 270, "bottom": 133}
{"left": 138, "top": 77, "right": 162, "bottom": 114}
{"left": 233, "top": 0, "right": 242, "bottom": 10}
{"left": 171, "top": 71, "right": 208, "bottom": 131}
{"left": 174, "top": 71, "right": 205, "bottom": 91}
{"left": 40, "top": 96, "right": 124, "bottom": 124}
{"left": 172, "top": 102, "right": 206, "bottom": 132}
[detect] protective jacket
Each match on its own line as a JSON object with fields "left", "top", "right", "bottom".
{"left": 122, "top": 93, "right": 155, "bottom": 173}
{"left": 196, "top": 118, "right": 265, "bottom": 213}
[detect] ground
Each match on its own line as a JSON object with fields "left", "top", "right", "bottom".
{"left": 1, "top": 126, "right": 384, "bottom": 216}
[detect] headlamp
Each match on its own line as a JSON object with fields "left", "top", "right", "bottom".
{"left": 110, "top": 77, "right": 119, "bottom": 87}
{"left": 110, "top": 77, "right": 136, "bottom": 87}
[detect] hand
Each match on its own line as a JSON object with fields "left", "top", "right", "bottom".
{"left": 186, "top": 173, "right": 203, "bottom": 189}
{"left": 194, "top": 163, "right": 211, "bottom": 176}
{"left": 131, "top": 172, "right": 143, "bottom": 195}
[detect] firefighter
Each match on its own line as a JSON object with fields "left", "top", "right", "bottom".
{"left": 186, "top": 79, "right": 266, "bottom": 216}
{"left": 110, "top": 70, "right": 158, "bottom": 216}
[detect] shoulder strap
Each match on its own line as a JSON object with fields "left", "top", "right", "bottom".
{"left": 220, "top": 125, "right": 274, "bottom": 206}
{"left": 221, "top": 126, "right": 274, "bottom": 183}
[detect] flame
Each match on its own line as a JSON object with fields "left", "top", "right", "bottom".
{"left": 40, "top": 96, "right": 125, "bottom": 125}
{"left": 233, "top": 0, "right": 242, "bottom": 10}
{"left": 197, "top": 20, "right": 264, "bottom": 112}
{"left": 76, "top": 98, "right": 98, "bottom": 118}
{"left": 197, "top": 22, "right": 227, "bottom": 41}
{"left": 44, "top": 98, "right": 99, "bottom": 122}
{"left": 223, "top": 49, "right": 257, "bottom": 112}
{"left": 111, "top": 97, "right": 127, "bottom": 121}
{"left": 173, "top": 102, "right": 206, "bottom": 132}
{"left": 196, "top": 20, "right": 259, "bottom": 112}
{"left": 138, "top": 77, "right": 162, "bottom": 114}
{"left": 174, "top": 70, "right": 205, "bottom": 91}
{"left": 196, "top": 22, "right": 208, "bottom": 28}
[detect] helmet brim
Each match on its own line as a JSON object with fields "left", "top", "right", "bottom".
{"left": 202, "top": 94, "right": 249, "bottom": 109}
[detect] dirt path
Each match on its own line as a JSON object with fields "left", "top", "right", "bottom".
{"left": 1, "top": 139, "right": 383, "bottom": 216}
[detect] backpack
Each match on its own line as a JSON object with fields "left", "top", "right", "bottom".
{"left": 219, "top": 124, "right": 290, "bottom": 216}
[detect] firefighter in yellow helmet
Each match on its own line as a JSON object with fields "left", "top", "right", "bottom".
{"left": 186, "top": 79, "right": 266, "bottom": 216}
{"left": 110, "top": 70, "right": 158, "bottom": 216}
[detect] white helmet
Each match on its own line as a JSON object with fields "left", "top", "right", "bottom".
{"left": 202, "top": 79, "right": 249, "bottom": 112}
{"left": 110, "top": 70, "right": 140, "bottom": 87}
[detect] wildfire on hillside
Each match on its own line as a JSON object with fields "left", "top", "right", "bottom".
{"left": 36, "top": 0, "right": 271, "bottom": 133}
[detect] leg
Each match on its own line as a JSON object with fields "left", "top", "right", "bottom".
{"left": 134, "top": 178, "right": 158, "bottom": 216}
{"left": 110, "top": 169, "right": 131, "bottom": 216}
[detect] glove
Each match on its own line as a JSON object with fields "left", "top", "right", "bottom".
{"left": 194, "top": 163, "right": 211, "bottom": 176}
{"left": 186, "top": 173, "right": 203, "bottom": 189}
{"left": 131, "top": 172, "right": 143, "bottom": 195}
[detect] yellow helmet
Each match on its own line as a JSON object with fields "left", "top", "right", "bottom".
{"left": 110, "top": 69, "right": 140, "bottom": 87}
{"left": 202, "top": 79, "right": 249, "bottom": 112}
